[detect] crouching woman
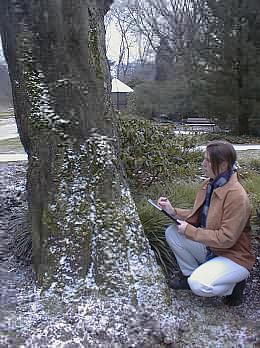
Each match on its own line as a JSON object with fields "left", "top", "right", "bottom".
{"left": 158, "top": 141, "right": 255, "bottom": 306}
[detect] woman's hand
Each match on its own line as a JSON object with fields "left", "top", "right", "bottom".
{"left": 177, "top": 220, "right": 188, "bottom": 234}
{"left": 157, "top": 197, "right": 176, "bottom": 216}
{"left": 158, "top": 197, "right": 188, "bottom": 233}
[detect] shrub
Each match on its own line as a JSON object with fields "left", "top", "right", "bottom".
{"left": 117, "top": 116, "right": 202, "bottom": 191}
{"left": 117, "top": 115, "right": 202, "bottom": 275}
{"left": 201, "top": 132, "right": 260, "bottom": 145}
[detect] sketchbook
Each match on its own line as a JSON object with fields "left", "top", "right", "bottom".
{"left": 147, "top": 199, "right": 180, "bottom": 224}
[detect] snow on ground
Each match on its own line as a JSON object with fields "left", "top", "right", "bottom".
{"left": 0, "top": 163, "right": 259, "bottom": 347}
{"left": 0, "top": 153, "right": 28, "bottom": 162}
{"left": 0, "top": 118, "right": 19, "bottom": 141}
{"left": 198, "top": 144, "right": 260, "bottom": 151}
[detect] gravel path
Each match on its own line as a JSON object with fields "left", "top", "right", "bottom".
{"left": 0, "top": 163, "right": 259, "bottom": 347}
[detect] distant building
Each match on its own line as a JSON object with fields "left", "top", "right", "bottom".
{"left": 111, "top": 78, "right": 134, "bottom": 111}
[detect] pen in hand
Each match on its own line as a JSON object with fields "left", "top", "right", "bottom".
{"left": 157, "top": 197, "right": 176, "bottom": 216}
{"left": 148, "top": 198, "right": 180, "bottom": 224}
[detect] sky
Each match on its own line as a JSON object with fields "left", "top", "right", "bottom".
{"left": 106, "top": 21, "right": 141, "bottom": 63}
{"left": 106, "top": 22, "right": 122, "bottom": 62}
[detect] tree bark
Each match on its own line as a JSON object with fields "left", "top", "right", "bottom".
{"left": 236, "top": 0, "right": 249, "bottom": 135}
{"left": 0, "top": 0, "right": 169, "bottom": 304}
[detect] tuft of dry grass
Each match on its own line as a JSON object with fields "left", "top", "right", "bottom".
{"left": 136, "top": 180, "right": 199, "bottom": 278}
{"left": 9, "top": 211, "right": 31, "bottom": 263}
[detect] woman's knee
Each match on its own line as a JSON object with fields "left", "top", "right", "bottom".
{"left": 188, "top": 277, "right": 237, "bottom": 297}
{"left": 165, "top": 224, "right": 178, "bottom": 244}
{"left": 188, "top": 277, "right": 214, "bottom": 297}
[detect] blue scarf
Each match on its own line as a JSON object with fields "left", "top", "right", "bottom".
{"left": 200, "top": 169, "right": 234, "bottom": 261}
{"left": 200, "top": 169, "right": 234, "bottom": 228}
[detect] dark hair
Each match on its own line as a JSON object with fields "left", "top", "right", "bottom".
{"left": 206, "top": 140, "right": 237, "bottom": 176}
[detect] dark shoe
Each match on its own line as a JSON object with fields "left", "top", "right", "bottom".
{"left": 223, "top": 280, "right": 246, "bottom": 306}
{"left": 168, "top": 274, "right": 190, "bottom": 290}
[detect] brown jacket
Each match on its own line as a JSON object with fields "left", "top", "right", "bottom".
{"left": 175, "top": 174, "right": 255, "bottom": 270}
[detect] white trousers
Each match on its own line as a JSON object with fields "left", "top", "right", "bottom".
{"left": 165, "top": 224, "right": 250, "bottom": 297}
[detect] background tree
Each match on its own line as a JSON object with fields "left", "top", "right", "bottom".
{"left": 196, "top": 0, "right": 260, "bottom": 134}
{"left": 106, "top": 0, "right": 132, "bottom": 78}
{"left": 106, "top": 0, "right": 154, "bottom": 79}
{"left": 0, "top": 0, "right": 168, "bottom": 304}
{"left": 124, "top": 0, "right": 209, "bottom": 118}
{"left": 112, "top": 0, "right": 260, "bottom": 134}
{"left": 155, "top": 38, "right": 174, "bottom": 81}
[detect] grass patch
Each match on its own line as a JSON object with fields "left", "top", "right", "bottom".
{"left": 244, "top": 174, "right": 260, "bottom": 219}
{"left": 135, "top": 180, "right": 199, "bottom": 277}
{"left": 248, "top": 158, "right": 260, "bottom": 172}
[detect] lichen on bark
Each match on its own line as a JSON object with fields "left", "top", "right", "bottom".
{"left": 42, "top": 133, "right": 170, "bottom": 307}
{"left": 88, "top": 12, "right": 104, "bottom": 79}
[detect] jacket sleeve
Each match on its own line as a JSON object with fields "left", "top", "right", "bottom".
{"left": 175, "top": 207, "right": 193, "bottom": 220}
{"left": 183, "top": 191, "right": 251, "bottom": 248}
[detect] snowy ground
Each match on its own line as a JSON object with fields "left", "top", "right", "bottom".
{"left": 198, "top": 144, "right": 260, "bottom": 151}
{"left": 0, "top": 163, "right": 259, "bottom": 347}
{"left": 0, "top": 117, "right": 259, "bottom": 347}
{"left": 0, "top": 117, "right": 19, "bottom": 140}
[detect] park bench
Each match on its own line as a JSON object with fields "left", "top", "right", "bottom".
{"left": 185, "top": 117, "right": 216, "bottom": 131}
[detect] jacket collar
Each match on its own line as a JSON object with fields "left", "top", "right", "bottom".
{"left": 202, "top": 173, "right": 238, "bottom": 198}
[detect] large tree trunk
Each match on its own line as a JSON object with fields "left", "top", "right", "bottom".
{"left": 0, "top": 0, "right": 169, "bottom": 304}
